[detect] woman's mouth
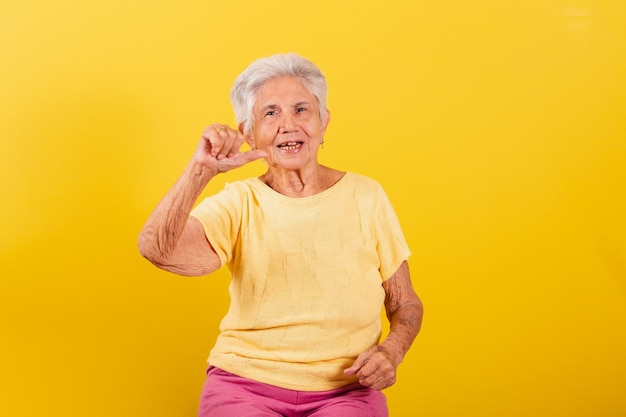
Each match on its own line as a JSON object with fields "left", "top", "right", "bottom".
{"left": 277, "top": 141, "right": 303, "bottom": 151}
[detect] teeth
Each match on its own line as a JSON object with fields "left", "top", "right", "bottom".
{"left": 278, "top": 141, "right": 301, "bottom": 150}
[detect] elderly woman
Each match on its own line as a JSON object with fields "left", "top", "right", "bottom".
{"left": 138, "top": 53, "right": 423, "bottom": 417}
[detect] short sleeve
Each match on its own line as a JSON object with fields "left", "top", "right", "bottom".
{"left": 189, "top": 182, "right": 246, "bottom": 267}
{"left": 373, "top": 186, "right": 411, "bottom": 280}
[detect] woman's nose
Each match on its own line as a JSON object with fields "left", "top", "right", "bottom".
{"left": 279, "top": 113, "right": 296, "bottom": 131}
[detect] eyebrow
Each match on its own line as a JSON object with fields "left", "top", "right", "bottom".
{"left": 258, "top": 101, "right": 312, "bottom": 113}
{"left": 256, "top": 104, "right": 276, "bottom": 114}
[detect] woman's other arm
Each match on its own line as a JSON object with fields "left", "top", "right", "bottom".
{"left": 345, "top": 261, "right": 423, "bottom": 389}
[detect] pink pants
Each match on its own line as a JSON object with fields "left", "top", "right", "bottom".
{"left": 198, "top": 367, "right": 388, "bottom": 417}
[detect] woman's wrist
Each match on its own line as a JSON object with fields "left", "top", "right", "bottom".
{"left": 185, "top": 158, "right": 218, "bottom": 185}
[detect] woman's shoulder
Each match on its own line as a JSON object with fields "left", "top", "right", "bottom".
{"left": 343, "top": 171, "right": 386, "bottom": 193}
{"left": 220, "top": 177, "right": 264, "bottom": 193}
{"left": 196, "top": 178, "right": 263, "bottom": 206}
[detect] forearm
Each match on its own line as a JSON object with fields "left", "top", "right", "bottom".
{"left": 344, "top": 287, "right": 422, "bottom": 390}
{"left": 379, "top": 261, "right": 424, "bottom": 367}
{"left": 138, "top": 159, "right": 216, "bottom": 264}
{"left": 380, "top": 299, "right": 423, "bottom": 367}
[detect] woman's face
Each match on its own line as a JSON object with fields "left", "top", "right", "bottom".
{"left": 244, "top": 76, "right": 329, "bottom": 172}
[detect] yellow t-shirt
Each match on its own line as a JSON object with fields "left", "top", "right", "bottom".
{"left": 190, "top": 172, "right": 410, "bottom": 391}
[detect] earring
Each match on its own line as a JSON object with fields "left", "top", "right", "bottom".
{"left": 320, "top": 138, "right": 325, "bottom": 149}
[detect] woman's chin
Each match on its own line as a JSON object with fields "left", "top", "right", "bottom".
{"left": 268, "top": 152, "right": 317, "bottom": 171}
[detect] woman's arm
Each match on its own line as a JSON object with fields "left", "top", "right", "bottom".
{"left": 380, "top": 261, "right": 423, "bottom": 369}
{"left": 138, "top": 159, "right": 221, "bottom": 276}
{"left": 344, "top": 261, "right": 423, "bottom": 390}
{"left": 138, "top": 124, "right": 267, "bottom": 276}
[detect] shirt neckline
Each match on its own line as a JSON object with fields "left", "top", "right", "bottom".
{"left": 248, "top": 171, "right": 351, "bottom": 202}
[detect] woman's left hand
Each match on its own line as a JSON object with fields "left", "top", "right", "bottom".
{"left": 344, "top": 344, "right": 399, "bottom": 390}
{"left": 344, "top": 261, "right": 423, "bottom": 391}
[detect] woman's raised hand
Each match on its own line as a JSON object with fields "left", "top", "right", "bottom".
{"left": 194, "top": 124, "right": 267, "bottom": 174}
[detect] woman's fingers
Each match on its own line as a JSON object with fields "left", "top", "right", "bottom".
{"left": 200, "top": 124, "right": 244, "bottom": 160}
{"left": 214, "top": 125, "right": 243, "bottom": 160}
{"left": 196, "top": 124, "right": 265, "bottom": 173}
{"left": 344, "top": 346, "right": 398, "bottom": 390}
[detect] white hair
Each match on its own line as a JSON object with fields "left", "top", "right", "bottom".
{"left": 230, "top": 53, "right": 328, "bottom": 133}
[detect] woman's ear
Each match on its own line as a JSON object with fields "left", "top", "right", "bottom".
{"left": 239, "top": 123, "right": 255, "bottom": 149}
{"left": 321, "top": 109, "right": 331, "bottom": 136}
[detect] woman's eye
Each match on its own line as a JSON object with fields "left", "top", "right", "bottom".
{"left": 296, "top": 107, "right": 306, "bottom": 113}
{"left": 265, "top": 111, "right": 277, "bottom": 117}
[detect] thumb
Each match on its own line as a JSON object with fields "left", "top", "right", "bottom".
{"left": 344, "top": 355, "right": 367, "bottom": 375}
{"left": 215, "top": 149, "right": 268, "bottom": 174}
{"left": 239, "top": 149, "right": 268, "bottom": 164}
{"left": 224, "top": 149, "right": 267, "bottom": 169}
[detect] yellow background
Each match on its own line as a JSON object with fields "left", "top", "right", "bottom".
{"left": 1, "top": 1, "right": 625, "bottom": 416}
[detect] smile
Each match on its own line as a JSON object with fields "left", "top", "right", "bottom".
{"left": 277, "top": 141, "right": 303, "bottom": 151}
